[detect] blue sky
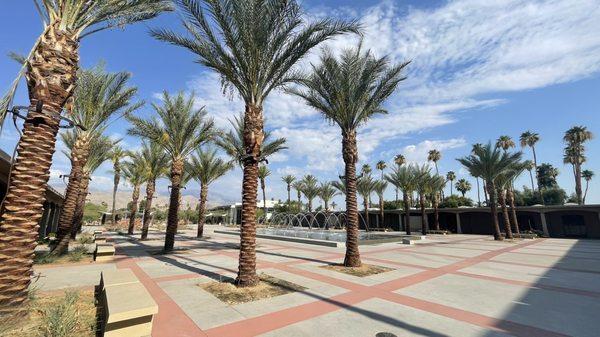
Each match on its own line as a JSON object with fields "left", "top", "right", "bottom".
{"left": 1, "top": 0, "right": 599, "bottom": 208}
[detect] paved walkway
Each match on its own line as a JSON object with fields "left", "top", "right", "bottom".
{"left": 34, "top": 227, "right": 600, "bottom": 337}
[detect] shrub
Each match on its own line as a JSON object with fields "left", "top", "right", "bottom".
{"left": 77, "top": 233, "right": 94, "bottom": 244}
{"left": 440, "top": 195, "right": 474, "bottom": 208}
{"left": 41, "top": 291, "right": 80, "bottom": 337}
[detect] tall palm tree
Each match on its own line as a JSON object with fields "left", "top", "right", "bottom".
{"left": 393, "top": 154, "right": 406, "bottom": 202}
{"left": 520, "top": 131, "right": 540, "bottom": 190}
{"left": 291, "top": 180, "right": 304, "bottom": 209}
{"left": 429, "top": 175, "right": 446, "bottom": 231}
{"left": 258, "top": 166, "right": 272, "bottom": 217}
{"left": 152, "top": 0, "right": 358, "bottom": 287}
{"left": 376, "top": 161, "right": 387, "bottom": 180}
{"left": 0, "top": 1, "right": 170, "bottom": 314}
{"left": 582, "top": 170, "right": 594, "bottom": 205}
{"left": 496, "top": 135, "right": 515, "bottom": 152}
{"left": 413, "top": 165, "right": 432, "bottom": 235}
{"left": 455, "top": 179, "right": 471, "bottom": 198}
{"left": 300, "top": 175, "right": 320, "bottom": 212}
{"left": 504, "top": 162, "right": 526, "bottom": 236}
{"left": 446, "top": 171, "right": 456, "bottom": 196}
{"left": 122, "top": 152, "right": 147, "bottom": 235}
{"left": 188, "top": 148, "right": 234, "bottom": 237}
{"left": 109, "top": 146, "right": 128, "bottom": 224}
{"left": 357, "top": 175, "right": 377, "bottom": 231}
{"left": 373, "top": 180, "right": 388, "bottom": 229}
{"left": 472, "top": 143, "right": 486, "bottom": 206}
{"left": 52, "top": 66, "right": 142, "bottom": 254}
{"left": 524, "top": 160, "right": 536, "bottom": 191}
{"left": 128, "top": 91, "right": 213, "bottom": 252}
{"left": 282, "top": 175, "right": 296, "bottom": 205}
{"left": 216, "top": 113, "right": 287, "bottom": 167}
{"left": 458, "top": 142, "right": 522, "bottom": 240}
{"left": 427, "top": 150, "right": 441, "bottom": 174}
{"left": 289, "top": 46, "right": 407, "bottom": 267}
{"left": 495, "top": 172, "right": 514, "bottom": 240}
{"left": 318, "top": 182, "right": 339, "bottom": 212}
{"left": 386, "top": 165, "right": 416, "bottom": 235}
{"left": 139, "top": 142, "right": 169, "bottom": 240}
{"left": 563, "top": 126, "right": 594, "bottom": 204}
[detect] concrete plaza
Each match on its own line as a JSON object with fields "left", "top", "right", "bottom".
{"left": 34, "top": 226, "right": 600, "bottom": 337}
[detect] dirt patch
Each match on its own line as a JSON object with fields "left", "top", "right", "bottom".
{"left": 320, "top": 263, "right": 393, "bottom": 277}
{"left": 199, "top": 274, "right": 306, "bottom": 305}
{"left": 0, "top": 289, "right": 96, "bottom": 337}
{"left": 34, "top": 247, "right": 93, "bottom": 265}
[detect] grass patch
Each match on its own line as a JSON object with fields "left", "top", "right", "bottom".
{"left": 0, "top": 290, "right": 96, "bottom": 337}
{"left": 320, "top": 263, "right": 393, "bottom": 277}
{"left": 200, "top": 274, "right": 305, "bottom": 305}
{"left": 77, "top": 233, "right": 95, "bottom": 245}
{"left": 34, "top": 246, "right": 92, "bottom": 265}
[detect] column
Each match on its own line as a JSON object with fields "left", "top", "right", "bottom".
{"left": 540, "top": 212, "right": 549, "bottom": 237}
{"left": 456, "top": 212, "right": 462, "bottom": 234}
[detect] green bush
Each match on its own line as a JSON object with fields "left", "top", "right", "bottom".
{"left": 514, "top": 187, "right": 566, "bottom": 206}
{"left": 440, "top": 195, "right": 474, "bottom": 208}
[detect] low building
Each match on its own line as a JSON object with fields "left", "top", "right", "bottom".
{"left": 0, "top": 148, "right": 64, "bottom": 238}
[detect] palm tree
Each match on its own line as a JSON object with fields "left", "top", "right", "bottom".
{"left": 393, "top": 154, "right": 406, "bottom": 202}
{"left": 300, "top": 175, "right": 320, "bottom": 212}
{"left": 318, "top": 182, "right": 339, "bottom": 212}
{"left": 52, "top": 66, "right": 142, "bottom": 254}
{"left": 429, "top": 175, "right": 446, "bottom": 231}
{"left": 373, "top": 180, "right": 388, "bottom": 229}
{"left": 288, "top": 46, "right": 407, "bottom": 267}
{"left": 427, "top": 150, "right": 441, "bottom": 174}
{"left": 0, "top": 1, "right": 170, "bottom": 314}
{"left": 216, "top": 113, "right": 287, "bottom": 167}
{"left": 386, "top": 165, "right": 416, "bottom": 235}
{"left": 140, "top": 142, "right": 169, "bottom": 240}
{"left": 376, "top": 161, "right": 387, "bottom": 180}
{"left": 109, "top": 146, "right": 128, "bottom": 224}
{"left": 128, "top": 91, "right": 213, "bottom": 252}
{"left": 496, "top": 135, "right": 515, "bottom": 152}
{"left": 582, "top": 170, "right": 594, "bottom": 205}
{"left": 282, "top": 175, "right": 296, "bottom": 205}
{"left": 188, "top": 148, "right": 234, "bottom": 237}
{"left": 357, "top": 175, "right": 377, "bottom": 231}
{"left": 520, "top": 131, "right": 540, "bottom": 189}
{"left": 152, "top": 0, "right": 358, "bottom": 287}
{"left": 291, "top": 180, "right": 304, "bottom": 209}
{"left": 563, "top": 126, "right": 594, "bottom": 204}
{"left": 361, "top": 164, "right": 372, "bottom": 176}
{"left": 472, "top": 143, "right": 486, "bottom": 206}
{"left": 446, "top": 171, "right": 456, "bottom": 196}
{"left": 458, "top": 142, "right": 522, "bottom": 240}
{"left": 504, "top": 162, "right": 526, "bottom": 236}
{"left": 413, "top": 165, "right": 432, "bottom": 235}
{"left": 524, "top": 160, "right": 536, "bottom": 191}
{"left": 258, "top": 166, "right": 272, "bottom": 217}
{"left": 495, "top": 172, "right": 514, "bottom": 240}
{"left": 122, "top": 152, "right": 147, "bottom": 235}
{"left": 455, "top": 179, "right": 472, "bottom": 198}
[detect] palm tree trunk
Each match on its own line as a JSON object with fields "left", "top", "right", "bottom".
{"left": 164, "top": 158, "right": 184, "bottom": 252}
{"left": 498, "top": 189, "right": 513, "bottom": 239}
{"left": 450, "top": 181, "right": 453, "bottom": 196}
{"left": 141, "top": 180, "right": 156, "bottom": 240}
{"left": 395, "top": 188, "right": 398, "bottom": 203}
{"left": 0, "top": 23, "right": 79, "bottom": 315}
{"left": 433, "top": 195, "right": 440, "bottom": 231}
{"left": 483, "top": 181, "right": 489, "bottom": 205}
{"left": 127, "top": 185, "right": 141, "bottom": 235}
{"left": 575, "top": 164, "right": 583, "bottom": 205}
{"left": 476, "top": 177, "right": 481, "bottom": 206}
{"left": 261, "top": 179, "right": 267, "bottom": 217}
{"left": 379, "top": 196, "right": 384, "bottom": 229}
{"left": 363, "top": 198, "right": 370, "bottom": 230}
{"left": 52, "top": 137, "right": 90, "bottom": 254}
{"left": 197, "top": 183, "right": 208, "bottom": 238}
{"left": 287, "top": 185, "right": 291, "bottom": 205}
{"left": 419, "top": 194, "right": 428, "bottom": 235}
{"left": 507, "top": 187, "right": 520, "bottom": 235}
{"left": 342, "top": 131, "right": 361, "bottom": 267}
{"left": 70, "top": 174, "right": 91, "bottom": 240}
{"left": 487, "top": 181, "right": 502, "bottom": 240}
{"left": 583, "top": 180, "right": 590, "bottom": 205}
{"left": 529, "top": 170, "right": 535, "bottom": 191}
{"left": 403, "top": 193, "right": 411, "bottom": 235}
{"left": 532, "top": 146, "right": 539, "bottom": 190}
{"left": 111, "top": 167, "right": 120, "bottom": 224}
{"left": 236, "top": 104, "right": 264, "bottom": 287}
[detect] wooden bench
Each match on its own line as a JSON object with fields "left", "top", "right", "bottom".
{"left": 95, "top": 244, "right": 116, "bottom": 262}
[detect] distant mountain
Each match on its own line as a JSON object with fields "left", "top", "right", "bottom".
{"left": 87, "top": 190, "right": 230, "bottom": 210}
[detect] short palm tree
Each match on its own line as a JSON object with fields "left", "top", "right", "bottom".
{"left": 429, "top": 175, "right": 446, "bottom": 231}
{"left": 300, "top": 175, "right": 320, "bottom": 212}
{"left": 140, "top": 141, "right": 169, "bottom": 240}
{"left": 373, "top": 180, "right": 388, "bottom": 229}
{"left": 520, "top": 131, "right": 540, "bottom": 191}
{"left": 0, "top": 1, "right": 170, "bottom": 314}
{"left": 385, "top": 165, "right": 416, "bottom": 235}
{"left": 427, "top": 150, "right": 441, "bottom": 174}
{"left": 446, "top": 171, "right": 456, "bottom": 196}
{"left": 393, "top": 154, "right": 406, "bottom": 202}
{"left": 357, "top": 175, "right": 377, "bottom": 231}
{"left": 52, "top": 66, "right": 142, "bottom": 254}
{"left": 122, "top": 152, "right": 147, "bottom": 235}
{"left": 282, "top": 175, "right": 296, "bottom": 205}
{"left": 216, "top": 113, "right": 287, "bottom": 167}
{"left": 152, "top": 0, "right": 358, "bottom": 287}
{"left": 292, "top": 181, "right": 304, "bottom": 209}
{"left": 455, "top": 179, "right": 471, "bottom": 198}
{"left": 458, "top": 142, "right": 522, "bottom": 240}
{"left": 128, "top": 91, "right": 214, "bottom": 251}
{"left": 318, "top": 182, "right": 339, "bottom": 212}
{"left": 563, "top": 126, "right": 594, "bottom": 204}
{"left": 376, "top": 161, "right": 387, "bottom": 179}
{"left": 582, "top": 170, "right": 594, "bottom": 205}
{"left": 361, "top": 164, "right": 373, "bottom": 176}
{"left": 258, "top": 166, "right": 272, "bottom": 217}
{"left": 505, "top": 162, "right": 526, "bottom": 235}
{"left": 413, "top": 165, "right": 432, "bottom": 235}
{"left": 188, "top": 148, "right": 234, "bottom": 237}
{"left": 109, "top": 146, "right": 128, "bottom": 224}
{"left": 496, "top": 135, "right": 515, "bottom": 152}
{"left": 288, "top": 46, "right": 407, "bottom": 267}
